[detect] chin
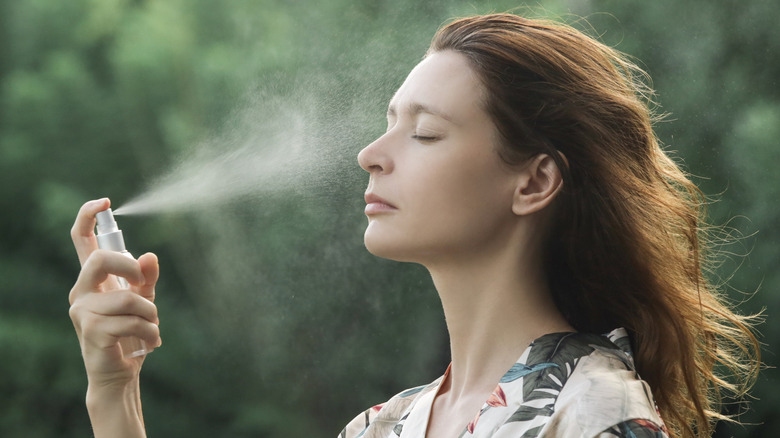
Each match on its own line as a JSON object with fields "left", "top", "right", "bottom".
{"left": 364, "top": 235, "right": 399, "bottom": 260}
{"left": 363, "top": 231, "right": 418, "bottom": 263}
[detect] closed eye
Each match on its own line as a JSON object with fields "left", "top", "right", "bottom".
{"left": 412, "top": 135, "right": 439, "bottom": 142}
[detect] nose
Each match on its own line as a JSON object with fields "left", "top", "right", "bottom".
{"left": 357, "top": 132, "right": 394, "bottom": 174}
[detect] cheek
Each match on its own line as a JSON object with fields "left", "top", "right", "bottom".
{"left": 415, "top": 154, "right": 511, "bottom": 214}
{"left": 405, "top": 157, "right": 515, "bottom": 238}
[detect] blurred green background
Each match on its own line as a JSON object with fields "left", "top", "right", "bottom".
{"left": 0, "top": 0, "right": 777, "bottom": 436}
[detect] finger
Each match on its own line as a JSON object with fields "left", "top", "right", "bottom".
{"left": 72, "top": 289, "right": 159, "bottom": 325}
{"left": 71, "top": 198, "right": 111, "bottom": 265}
{"left": 136, "top": 253, "right": 159, "bottom": 302}
{"left": 70, "top": 250, "right": 145, "bottom": 304}
{"left": 79, "top": 313, "right": 161, "bottom": 351}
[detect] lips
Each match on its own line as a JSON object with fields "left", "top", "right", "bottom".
{"left": 364, "top": 192, "right": 397, "bottom": 214}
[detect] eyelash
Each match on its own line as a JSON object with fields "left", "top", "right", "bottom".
{"left": 412, "top": 135, "right": 438, "bottom": 142}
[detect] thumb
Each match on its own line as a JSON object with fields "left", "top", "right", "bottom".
{"left": 136, "top": 252, "right": 159, "bottom": 301}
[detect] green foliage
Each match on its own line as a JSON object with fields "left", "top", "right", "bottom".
{"left": 0, "top": 0, "right": 776, "bottom": 436}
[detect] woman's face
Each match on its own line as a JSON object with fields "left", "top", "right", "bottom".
{"left": 358, "top": 50, "right": 521, "bottom": 265}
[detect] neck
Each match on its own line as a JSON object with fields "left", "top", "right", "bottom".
{"left": 426, "top": 245, "right": 573, "bottom": 401}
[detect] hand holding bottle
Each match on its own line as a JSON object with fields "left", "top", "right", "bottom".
{"left": 68, "top": 198, "right": 160, "bottom": 437}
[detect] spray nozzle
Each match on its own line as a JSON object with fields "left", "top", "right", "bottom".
{"left": 96, "top": 208, "right": 119, "bottom": 234}
{"left": 95, "top": 208, "right": 127, "bottom": 253}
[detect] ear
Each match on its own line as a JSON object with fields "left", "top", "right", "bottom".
{"left": 512, "top": 153, "right": 564, "bottom": 216}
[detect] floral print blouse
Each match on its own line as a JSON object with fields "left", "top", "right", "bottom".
{"left": 339, "top": 328, "right": 668, "bottom": 438}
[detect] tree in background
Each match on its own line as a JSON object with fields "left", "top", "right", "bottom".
{"left": 0, "top": 0, "right": 775, "bottom": 436}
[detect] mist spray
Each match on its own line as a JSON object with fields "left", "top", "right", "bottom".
{"left": 95, "top": 208, "right": 150, "bottom": 359}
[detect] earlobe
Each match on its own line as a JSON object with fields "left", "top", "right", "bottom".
{"left": 511, "top": 154, "right": 564, "bottom": 216}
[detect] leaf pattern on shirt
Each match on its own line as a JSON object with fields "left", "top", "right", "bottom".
{"left": 505, "top": 332, "right": 631, "bottom": 436}
{"left": 602, "top": 419, "right": 668, "bottom": 437}
{"left": 486, "top": 385, "right": 507, "bottom": 407}
{"left": 465, "top": 384, "right": 509, "bottom": 434}
{"left": 500, "top": 362, "right": 559, "bottom": 383}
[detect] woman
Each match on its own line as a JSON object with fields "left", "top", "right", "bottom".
{"left": 69, "top": 13, "right": 759, "bottom": 438}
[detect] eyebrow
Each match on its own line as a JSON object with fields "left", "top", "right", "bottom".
{"left": 387, "top": 102, "right": 459, "bottom": 125}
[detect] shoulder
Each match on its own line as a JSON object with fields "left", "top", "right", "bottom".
{"left": 338, "top": 383, "right": 436, "bottom": 438}
{"left": 339, "top": 403, "right": 383, "bottom": 438}
{"left": 540, "top": 329, "right": 668, "bottom": 437}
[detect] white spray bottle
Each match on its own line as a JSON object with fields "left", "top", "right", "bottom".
{"left": 95, "top": 208, "right": 150, "bottom": 358}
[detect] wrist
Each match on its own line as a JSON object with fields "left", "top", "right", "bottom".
{"left": 86, "top": 380, "right": 146, "bottom": 438}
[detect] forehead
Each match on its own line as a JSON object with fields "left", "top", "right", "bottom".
{"left": 389, "top": 51, "right": 485, "bottom": 122}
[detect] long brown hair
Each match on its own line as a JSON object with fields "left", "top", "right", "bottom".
{"left": 428, "top": 13, "right": 760, "bottom": 438}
